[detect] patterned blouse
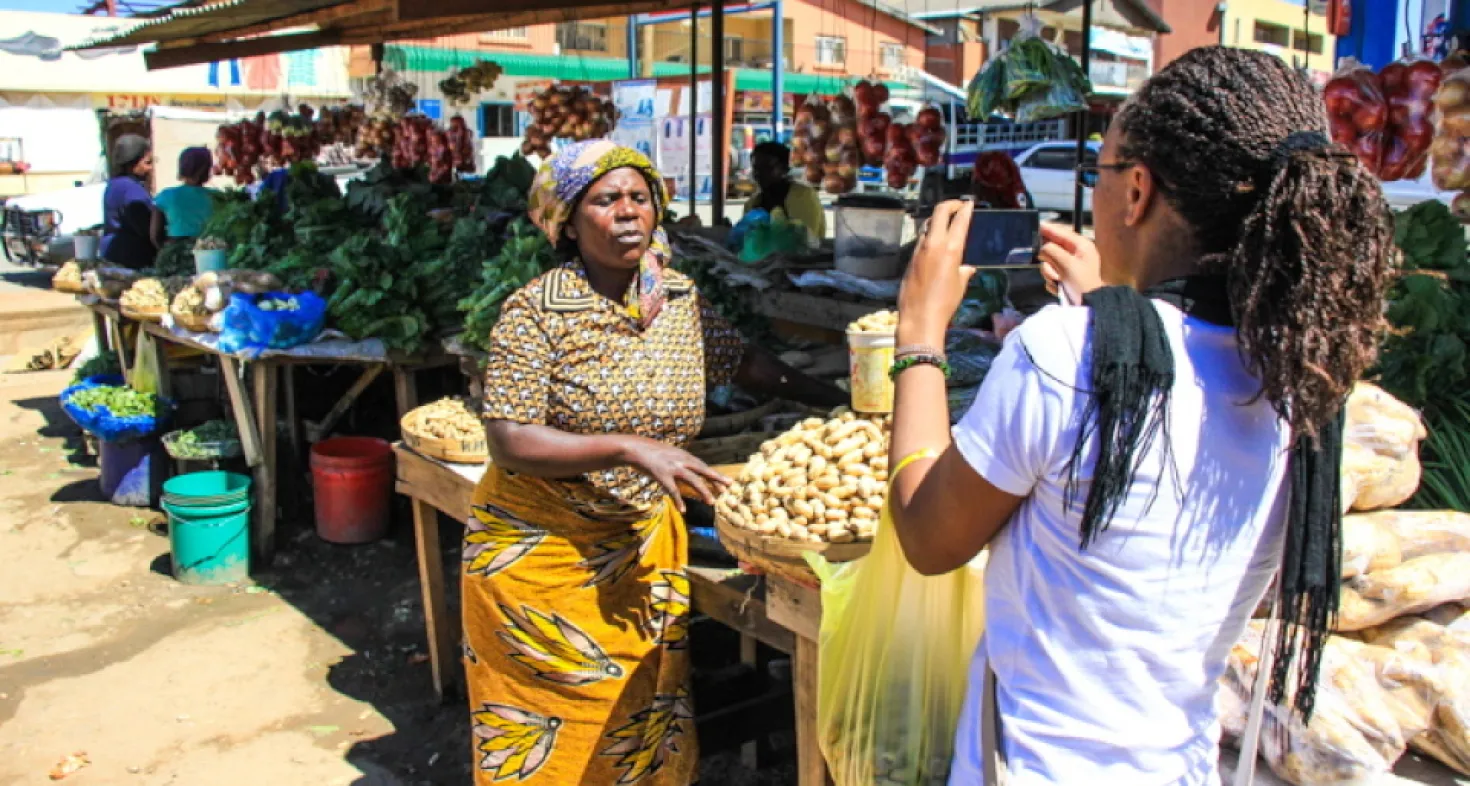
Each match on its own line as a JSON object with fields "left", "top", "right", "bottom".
{"left": 482, "top": 260, "right": 745, "bottom": 518}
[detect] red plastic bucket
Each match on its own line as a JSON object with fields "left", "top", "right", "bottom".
{"left": 310, "top": 437, "right": 394, "bottom": 544}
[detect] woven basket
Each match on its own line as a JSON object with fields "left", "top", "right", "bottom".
{"left": 120, "top": 304, "right": 166, "bottom": 323}
{"left": 714, "top": 508, "right": 871, "bottom": 588}
{"left": 400, "top": 410, "right": 488, "bottom": 464}
{"left": 171, "top": 309, "right": 213, "bottom": 333}
{"left": 52, "top": 278, "right": 86, "bottom": 295}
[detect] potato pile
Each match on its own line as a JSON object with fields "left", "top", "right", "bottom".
{"left": 849, "top": 309, "right": 898, "bottom": 334}
{"left": 409, "top": 397, "right": 485, "bottom": 444}
{"left": 718, "top": 408, "right": 891, "bottom": 544}
{"left": 120, "top": 278, "right": 170, "bottom": 313}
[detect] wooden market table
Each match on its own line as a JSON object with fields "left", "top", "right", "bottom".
{"left": 393, "top": 444, "right": 834, "bottom": 786}
{"left": 84, "top": 299, "right": 457, "bottom": 563}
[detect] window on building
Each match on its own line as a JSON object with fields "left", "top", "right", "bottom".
{"left": 815, "top": 35, "right": 846, "bottom": 65}
{"left": 481, "top": 27, "right": 528, "bottom": 42}
{"left": 725, "top": 36, "right": 744, "bottom": 63}
{"left": 1292, "top": 30, "right": 1324, "bottom": 53}
{"left": 1253, "top": 21, "right": 1290, "bottom": 48}
{"left": 880, "top": 42, "right": 905, "bottom": 71}
{"left": 556, "top": 22, "right": 608, "bottom": 53}
{"left": 480, "top": 103, "right": 517, "bottom": 138}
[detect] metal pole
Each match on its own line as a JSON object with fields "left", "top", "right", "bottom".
{"left": 772, "top": 0, "right": 784, "bottom": 136}
{"left": 628, "top": 17, "right": 638, "bottom": 79}
{"left": 1303, "top": 1, "right": 1310, "bottom": 72}
{"left": 713, "top": 2, "right": 726, "bottom": 224}
{"left": 1072, "top": 0, "right": 1093, "bottom": 231}
{"left": 689, "top": 3, "right": 700, "bottom": 216}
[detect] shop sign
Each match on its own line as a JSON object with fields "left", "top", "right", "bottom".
{"left": 94, "top": 94, "right": 229, "bottom": 110}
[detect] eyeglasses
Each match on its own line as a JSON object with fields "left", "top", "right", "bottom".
{"left": 1077, "top": 161, "right": 1136, "bottom": 189}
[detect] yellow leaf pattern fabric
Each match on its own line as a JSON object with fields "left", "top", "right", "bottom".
{"left": 463, "top": 467, "right": 697, "bottom": 785}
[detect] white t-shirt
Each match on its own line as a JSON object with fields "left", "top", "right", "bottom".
{"left": 947, "top": 302, "right": 1289, "bottom": 786}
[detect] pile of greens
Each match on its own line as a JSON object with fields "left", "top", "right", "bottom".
{"left": 1372, "top": 201, "right": 1470, "bottom": 510}
{"left": 164, "top": 420, "right": 241, "bottom": 459}
{"left": 458, "top": 217, "right": 557, "bottom": 351}
{"left": 69, "top": 385, "right": 158, "bottom": 417}
{"left": 72, "top": 351, "right": 120, "bottom": 384}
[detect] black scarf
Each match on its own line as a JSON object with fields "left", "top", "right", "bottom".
{"left": 1072, "top": 276, "right": 1341, "bottom": 720}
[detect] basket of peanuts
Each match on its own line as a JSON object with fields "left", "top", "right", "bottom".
{"left": 714, "top": 406, "right": 890, "bottom": 586}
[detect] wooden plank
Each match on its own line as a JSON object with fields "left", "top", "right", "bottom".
{"left": 218, "top": 355, "right": 262, "bottom": 467}
{"left": 740, "top": 633, "right": 761, "bottom": 769}
{"left": 283, "top": 366, "right": 301, "bottom": 461}
{"left": 392, "top": 366, "right": 420, "bottom": 420}
{"left": 148, "top": 331, "right": 173, "bottom": 402}
{"left": 751, "top": 291, "right": 888, "bottom": 334}
{"left": 794, "top": 636, "right": 832, "bottom": 786}
{"left": 146, "top": 30, "right": 343, "bottom": 70}
{"left": 411, "top": 496, "right": 459, "bottom": 702}
{"left": 767, "top": 575, "right": 822, "bottom": 643}
{"left": 687, "top": 567, "right": 795, "bottom": 655}
{"left": 252, "top": 362, "right": 280, "bottom": 565}
{"left": 394, "top": 446, "right": 475, "bottom": 522}
{"left": 304, "top": 365, "right": 383, "bottom": 443}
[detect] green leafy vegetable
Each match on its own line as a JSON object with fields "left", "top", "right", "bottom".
{"left": 1375, "top": 201, "right": 1470, "bottom": 410}
{"left": 458, "top": 217, "right": 556, "bottom": 351}
{"left": 72, "top": 351, "right": 120, "bottom": 383}
{"left": 69, "top": 385, "right": 158, "bottom": 417}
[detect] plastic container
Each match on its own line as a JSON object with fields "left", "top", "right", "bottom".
{"left": 834, "top": 194, "right": 907, "bottom": 280}
{"left": 73, "top": 234, "right": 99, "bottom": 261}
{"left": 99, "top": 436, "right": 156, "bottom": 499}
{"left": 194, "top": 249, "right": 227, "bottom": 274}
{"left": 310, "top": 437, "right": 394, "bottom": 544}
{"left": 847, "top": 329, "right": 896, "bottom": 413}
{"left": 162, "top": 471, "right": 251, "bottom": 508}
{"left": 164, "top": 496, "right": 250, "bottom": 585}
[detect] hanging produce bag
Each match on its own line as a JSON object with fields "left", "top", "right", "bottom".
{"left": 1324, "top": 56, "right": 1441, "bottom": 181}
{"left": 967, "top": 15, "right": 1091, "bottom": 124}
{"left": 217, "top": 291, "right": 327, "bottom": 355}
{"left": 807, "top": 503, "right": 986, "bottom": 786}
{"left": 1432, "top": 66, "right": 1470, "bottom": 217}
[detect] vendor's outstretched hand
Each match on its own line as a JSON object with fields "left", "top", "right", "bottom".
{"left": 898, "top": 200, "right": 975, "bottom": 344}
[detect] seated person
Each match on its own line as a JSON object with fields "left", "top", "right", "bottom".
{"left": 744, "top": 141, "right": 826, "bottom": 241}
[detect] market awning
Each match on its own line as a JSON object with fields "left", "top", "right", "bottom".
{"left": 387, "top": 45, "right": 909, "bottom": 95}
{"left": 72, "top": 0, "right": 724, "bottom": 70}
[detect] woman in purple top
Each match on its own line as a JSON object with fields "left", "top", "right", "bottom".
{"left": 100, "top": 135, "right": 157, "bottom": 270}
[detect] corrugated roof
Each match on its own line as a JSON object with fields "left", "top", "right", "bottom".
{"left": 76, "top": 0, "right": 343, "bottom": 49}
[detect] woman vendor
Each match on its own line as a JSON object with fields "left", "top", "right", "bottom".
{"left": 100, "top": 134, "right": 157, "bottom": 270}
{"left": 466, "top": 140, "right": 842, "bottom": 785}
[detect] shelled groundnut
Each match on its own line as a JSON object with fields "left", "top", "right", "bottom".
{"left": 849, "top": 309, "right": 898, "bottom": 334}
{"left": 717, "top": 407, "right": 892, "bottom": 543}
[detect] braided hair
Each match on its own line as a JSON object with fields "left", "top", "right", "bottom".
{"left": 1117, "top": 47, "right": 1396, "bottom": 719}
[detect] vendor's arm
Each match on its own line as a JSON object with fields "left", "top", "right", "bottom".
{"left": 481, "top": 289, "right": 727, "bottom": 511}
{"left": 887, "top": 201, "right": 1025, "bottom": 575}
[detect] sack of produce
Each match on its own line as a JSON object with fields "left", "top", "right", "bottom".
{"left": 1342, "top": 382, "right": 1426, "bottom": 511}
{"left": 59, "top": 378, "right": 169, "bottom": 442}
{"left": 1338, "top": 552, "right": 1470, "bottom": 631}
{"left": 966, "top": 15, "right": 1090, "bottom": 125}
{"left": 1376, "top": 56, "right": 1441, "bottom": 181}
{"left": 1341, "top": 513, "right": 1403, "bottom": 578}
{"left": 1433, "top": 68, "right": 1470, "bottom": 200}
{"left": 217, "top": 291, "right": 326, "bottom": 355}
{"left": 807, "top": 509, "right": 985, "bottom": 786}
{"left": 1219, "top": 624, "right": 1430, "bottom": 785}
{"left": 1425, "top": 603, "right": 1470, "bottom": 634}
{"left": 1359, "top": 616, "right": 1470, "bottom": 774}
{"left": 1339, "top": 510, "right": 1470, "bottom": 580}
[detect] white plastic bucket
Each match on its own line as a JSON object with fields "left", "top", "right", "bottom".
{"left": 73, "top": 234, "right": 99, "bottom": 261}
{"left": 194, "top": 249, "right": 227, "bottom": 274}
{"left": 847, "top": 329, "right": 896, "bottom": 413}
{"left": 834, "top": 194, "right": 906, "bottom": 280}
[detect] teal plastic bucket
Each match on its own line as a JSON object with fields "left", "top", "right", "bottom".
{"left": 163, "top": 471, "right": 251, "bottom": 508}
{"left": 164, "top": 497, "right": 251, "bottom": 585}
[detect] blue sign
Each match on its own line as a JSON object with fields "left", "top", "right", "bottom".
{"left": 417, "top": 99, "right": 442, "bottom": 120}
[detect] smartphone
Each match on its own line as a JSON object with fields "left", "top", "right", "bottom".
{"left": 962, "top": 209, "right": 1042, "bottom": 268}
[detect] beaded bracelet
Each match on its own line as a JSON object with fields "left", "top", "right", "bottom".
{"left": 889, "top": 353, "right": 951, "bottom": 379}
{"left": 895, "top": 344, "right": 946, "bottom": 361}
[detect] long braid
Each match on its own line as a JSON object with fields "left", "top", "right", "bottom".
{"left": 1117, "top": 48, "right": 1396, "bottom": 720}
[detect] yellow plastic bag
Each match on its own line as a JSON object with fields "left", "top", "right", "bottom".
{"left": 807, "top": 504, "right": 987, "bottom": 786}
{"left": 131, "top": 330, "right": 160, "bottom": 395}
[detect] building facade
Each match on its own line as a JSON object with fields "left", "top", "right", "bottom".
{"left": 1149, "top": 0, "right": 1335, "bottom": 80}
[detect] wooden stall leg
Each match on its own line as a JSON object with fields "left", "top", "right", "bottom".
{"left": 392, "top": 366, "right": 420, "bottom": 419}
{"left": 283, "top": 366, "right": 301, "bottom": 460}
{"left": 149, "top": 331, "right": 173, "bottom": 401}
{"left": 91, "top": 309, "right": 109, "bottom": 352}
{"left": 794, "top": 636, "right": 833, "bottom": 786}
{"left": 741, "top": 634, "right": 762, "bottom": 770}
{"left": 304, "top": 365, "right": 382, "bottom": 443}
{"left": 412, "top": 497, "right": 458, "bottom": 702}
{"left": 252, "top": 362, "right": 279, "bottom": 565}
{"left": 218, "top": 356, "right": 262, "bottom": 466}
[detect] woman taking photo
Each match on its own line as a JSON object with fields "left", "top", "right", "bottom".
{"left": 100, "top": 134, "right": 157, "bottom": 270}
{"left": 465, "top": 140, "right": 841, "bottom": 785}
{"left": 886, "top": 47, "right": 1394, "bottom": 784}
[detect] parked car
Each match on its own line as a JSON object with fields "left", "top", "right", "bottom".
{"left": 1015, "top": 140, "right": 1100, "bottom": 216}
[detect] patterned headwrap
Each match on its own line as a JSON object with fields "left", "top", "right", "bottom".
{"left": 528, "top": 140, "right": 672, "bottom": 329}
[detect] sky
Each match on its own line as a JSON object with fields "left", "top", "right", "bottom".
{"left": 0, "top": 0, "right": 83, "bottom": 11}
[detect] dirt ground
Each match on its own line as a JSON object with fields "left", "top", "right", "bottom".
{"left": 0, "top": 367, "right": 793, "bottom": 786}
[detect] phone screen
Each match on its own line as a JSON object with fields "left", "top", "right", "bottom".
{"left": 963, "top": 209, "right": 1042, "bottom": 268}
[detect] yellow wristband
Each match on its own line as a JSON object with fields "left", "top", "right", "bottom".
{"left": 890, "top": 448, "right": 940, "bottom": 487}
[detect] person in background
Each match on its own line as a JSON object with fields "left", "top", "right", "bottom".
{"left": 100, "top": 134, "right": 157, "bottom": 270}
{"left": 151, "top": 147, "right": 216, "bottom": 248}
{"left": 886, "top": 47, "right": 1394, "bottom": 784}
{"left": 465, "top": 141, "right": 842, "bottom": 785}
{"left": 745, "top": 141, "right": 826, "bottom": 240}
